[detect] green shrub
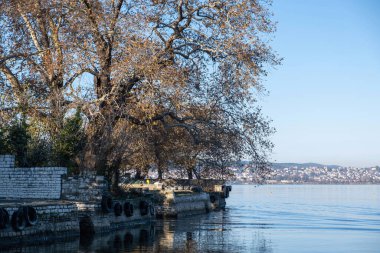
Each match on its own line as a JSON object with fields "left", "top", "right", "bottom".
{"left": 52, "top": 109, "right": 85, "bottom": 173}
{"left": 27, "top": 137, "right": 51, "bottom": 167}
{"left": 0, "top": 128, "right": 6, "bottom": 153}
{"left": 4, "top": 119, "right": 30, "bottom": 166}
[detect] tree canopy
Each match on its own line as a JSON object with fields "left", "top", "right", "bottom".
{"left": 0, "top": 0, "right": 279, "bottom": 188}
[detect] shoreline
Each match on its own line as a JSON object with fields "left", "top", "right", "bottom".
{"left": 230, "top": 182, "right": 380, "bottom": 185}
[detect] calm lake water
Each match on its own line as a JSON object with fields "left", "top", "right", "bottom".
{"left": 3, "top": 185, "right": 380, "bottom": 252}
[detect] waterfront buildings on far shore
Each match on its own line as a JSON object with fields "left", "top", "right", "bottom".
{"left": 229, "top": 164, "right": 380, "bottom": 184}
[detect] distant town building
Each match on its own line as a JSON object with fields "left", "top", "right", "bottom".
{"left": 229, "top": 164, "right": 380, "bottom": 184}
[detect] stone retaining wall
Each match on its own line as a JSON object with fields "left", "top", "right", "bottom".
{"left": 0, "top": 155, "right": 15, "bottom": 168}
{"left": 61, "top": 173, "right": 107, "bottom": 202}
{"left": 0, "top": 224, "right": 154, "bottom": 253}
{"left": 156, "top": 191, "right": 211, "bottom": 217}
{"left": 0, "top": 202, "right": 79, "bottom": 241}
{"left": 0, "top": 198, "right": 154, "bottom": 246}
{"left": 0, "top": 155, "right": 67, "bottom": 200}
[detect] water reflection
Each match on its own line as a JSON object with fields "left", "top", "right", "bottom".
{"left": 77, "top": 224, "right": 156, "bottom": 253}
{"left": 0, "top": 211, "right": 272, "bottom": 253}
{"left": 148, "top": 209, "right": 272, "bottom": 253}
{"left": 6, "top": 185, "right": 376, "bottom": 253}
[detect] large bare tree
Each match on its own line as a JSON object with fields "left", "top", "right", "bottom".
{"left": 1, "top": 0, "right": 279, "bottom": 190}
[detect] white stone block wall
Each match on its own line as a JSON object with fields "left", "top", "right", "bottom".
{"left": 0, "top": 155, "right": 15, "bottom": 168}
{"left": 61, "top": 173, "right": 108, "bottom": 201}
{"left": 0, "top": 155, "right": 67, "bottom": 199}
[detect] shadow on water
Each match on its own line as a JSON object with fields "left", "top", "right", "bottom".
{"left": 79, "top": 215, "right": 95, "bottom": 248}
{"left": 144, "top": 210, "right": 273, "bottom": 253}
{"left": 0, "top": 211, "right": 273, "bottom": 253}
{"left": 77, "top": 224, "right": 156, "bottom": 253}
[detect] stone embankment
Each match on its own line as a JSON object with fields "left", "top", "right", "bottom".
{"left": 0, "top": 155, "right": 232, "bottom": 248}
{"left": 121, "top": 181, "right": 232, "bottom": 218}
{"left": 155, "top": 191, "right": 211, "bottom": 217}
{"left": 0, "top": 155, "right": 154, "bottom": 247}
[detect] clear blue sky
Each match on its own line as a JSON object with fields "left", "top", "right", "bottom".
{"left": 262, "top": 0, "right": 380, "bottom": 167}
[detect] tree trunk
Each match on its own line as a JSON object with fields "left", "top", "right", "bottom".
{"left": 154, "top": 141, "right": 164, "bottom": 180}
{"left": 109, "top": 158, "right": 121, "bottom": 194}
{"left": 187, "top": 169, "right": 193, "bottom": 180}
{"left": 110, "top": 166, "right": 120, "bottom": 193}
{"left": 157, "top": 167, "right": 163, "bottom": 180}
{"left": 135, "top": 170, "right": 142, "bottom": 180}
{"left": 193, "top": 168, "right": 201, "bottom": 179}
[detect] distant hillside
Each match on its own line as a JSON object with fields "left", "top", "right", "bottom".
{"left": 230, "top": 161, "right": 341, "bottom": 169}
{"left": 270, "top": 163, "right": 341, "bottom": 169}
